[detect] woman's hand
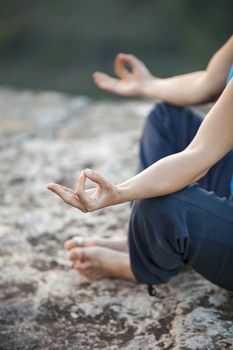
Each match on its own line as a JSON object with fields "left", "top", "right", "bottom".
{"left": 47, "top": 169, "right": 120, "bottom": 212}
{"left": 93, "top": 53, "right": 154, "bottom": 96}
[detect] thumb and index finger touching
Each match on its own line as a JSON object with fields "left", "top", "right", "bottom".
{"left": 92, "top": 53, "right": 139, "bottom": 92}
{"left": 114, "top": 53, "right": 134, "bottom": 79}
{"left": 82, "top": 168, "right": 110, "bottom": 189}
{"left": 48, "top": 168, "right": 109, "bottom": 200}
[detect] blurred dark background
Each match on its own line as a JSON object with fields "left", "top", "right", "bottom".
{"left": 0, "top": 0, "right": 232, "bottom": 98}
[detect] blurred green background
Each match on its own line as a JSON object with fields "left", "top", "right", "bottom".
{"left": 0, "top": 0, "right": 232, "bottom": 98}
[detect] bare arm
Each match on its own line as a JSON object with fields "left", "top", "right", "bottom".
{"left": 117, "top": 79, "right": 233, "bottom": 201}
{"left": 93, "top": 36, "right": 233, "bottom": 106}
{"left": 48, "top": 80, "right": 233, "bottom": 211}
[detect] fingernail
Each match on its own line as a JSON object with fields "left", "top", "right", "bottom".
{"left": 85, "top": 169, "right": 93, "bottom": 177}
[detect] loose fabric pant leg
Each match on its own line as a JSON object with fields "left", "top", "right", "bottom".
{"left": 129, "top": 185, "right": 233, "bottom": 291}
{"left": 128, "top": 102, "right": 233, "bottom": 291}
{"left": 138, "top": 102, "right": 233, "bottom": 197}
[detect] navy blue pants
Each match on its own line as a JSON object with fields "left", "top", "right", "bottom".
{"left": 128, "top": 102, "right": 233, "bottom": 291}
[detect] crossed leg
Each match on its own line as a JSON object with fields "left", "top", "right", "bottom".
{"left": 66, "top": 103, "right": 233, "bottom": 289}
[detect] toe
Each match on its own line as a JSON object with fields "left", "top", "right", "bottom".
{"left": 68, "top": 247, "right": 86, "bottom": 261}
{"left": 74, "top": 260, "right": 92, "bottom": 270}
{"left": 65, "top": 235, "right": 85, "bottom": 250}
{"left": 64, "top": 239, "right": 77, "bottom": 250}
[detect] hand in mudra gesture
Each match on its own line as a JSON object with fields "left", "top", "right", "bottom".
{"left": 93, "top": 53, "right": 153, "bottom": 96}
{"left": 47, "top": 169, "right": 119, "bottom": 212}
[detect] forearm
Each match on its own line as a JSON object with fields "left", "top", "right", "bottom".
{"left": 116, "top": 149, "right": 208, "bottom": 202}
{"left": 141, "top": 71, "right": 212, "bottom": 106}
{"left": 47, "top": 81, "right": 233, "bottom": 213}
{"left": 141, "top": 36, "right": 233, "bottom": 106}
{"left": 116, "top": 79, "right": 233, "bottom": 203}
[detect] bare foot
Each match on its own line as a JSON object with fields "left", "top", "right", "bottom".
{"left": 66, "top": 245, "right": 136, "bottom": 282}
{"left": 64, "top": 237, "right": 128, "bottom": 252}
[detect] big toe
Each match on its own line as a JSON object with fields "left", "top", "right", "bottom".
{"left": 64, "top": 239, "right": 76, "bottom": 250}
{"left": 65, "top": 236, "right": 97, "bottom": 251}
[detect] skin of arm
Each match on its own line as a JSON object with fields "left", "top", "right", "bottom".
{"left": 48, "top": 80, "right": 233, "bottom": 211}
{"left": 117, "top": 79, "right": 233, "bottom": 202}
{"left": 48, "top": 36, "right": 233, "bottom": 211}
{"left": 93, "top": 35, "right": 233, "bottom": 106}
{"left": 142, "top": 35, "right": 233, "bottom": 105}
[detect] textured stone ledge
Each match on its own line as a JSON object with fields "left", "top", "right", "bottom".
{"left": 0, "top": 88, "right": 232, "bottom": 350}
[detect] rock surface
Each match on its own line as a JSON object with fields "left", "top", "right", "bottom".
{"left": 0, "top": 88, "right": 232, "bottom": 350}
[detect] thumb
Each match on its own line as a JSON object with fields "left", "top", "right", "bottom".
{"left": 84, "top": 169, "right": 110, "bottom": 188}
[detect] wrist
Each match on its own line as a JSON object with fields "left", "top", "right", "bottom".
{"left": 115, "top": 183, "right": 132, "bottom": 204}
{"left": 139, "top": 77, "right": 162, "bottom": 98}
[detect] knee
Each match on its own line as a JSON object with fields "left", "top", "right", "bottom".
{"left": 131, "top": 194, "right": 176, "bottom": 221}
{"left": 131, "top": 186, "right": 192, "bottom": 224}
{"left": 131, "top": 198, "right": 152, "bottom": 219}
{"left": 141, "top": 102, "right": 183, "bottom": 144}
{"left": 129, "top": 193, "right": 188, "bottom": 284}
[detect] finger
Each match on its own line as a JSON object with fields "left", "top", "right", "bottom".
{"left": 114, "top": 53, "right": 132, "bottom": 79}
{"left": 47, "top": 183, "right": 87, "bottom": 211}
{"left": 93, "top": 72, "right": 121, "bottom": 92}
{"left": 114, "top": 53, "right": 140, "bottom": 77}
{"left": 117, "top": 53, "right": 141, "bottom": 67}
{"left": 75, "top": 171, "right": 89, "bottom": 203}
{"left": 84, "top": 168, "right": 110, "bottom": 189}
{"left": 47, "top": 183, "right": 72, "bottom": 194}
{"left": 47, "top": 183, "right": 73, "bottom": 201}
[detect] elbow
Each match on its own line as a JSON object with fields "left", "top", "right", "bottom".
{"left": 181, "top": 148, "right": 211, "bottom": 185}
{"left": 192, "top": 168, "right": 209, "bottom": 183}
